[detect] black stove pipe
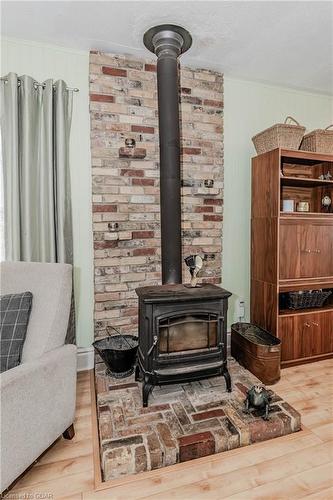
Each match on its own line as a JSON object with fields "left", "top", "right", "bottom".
{"left": 143, "top": 25, "right": 192, "bottom": 284}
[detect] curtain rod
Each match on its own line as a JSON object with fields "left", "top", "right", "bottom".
{"left": 0, "top": 77, "right": 79, "bottom": 92}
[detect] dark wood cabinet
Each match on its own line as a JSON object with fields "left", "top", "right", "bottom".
{"left": 251, "top": 148, "right": 333, "bottom": 367}
{"left": 280, "top": 220, "right": 333, "bottom": 279}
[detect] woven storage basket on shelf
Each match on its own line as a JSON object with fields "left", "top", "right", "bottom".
{"left": 252, "top": 116, "right": 306, "bottom": 155}
{"left": 288, "top": 290, "right": 332, "bottom": 310}
{"left": 300, "top": 125, "right": 333, "bottom": 154}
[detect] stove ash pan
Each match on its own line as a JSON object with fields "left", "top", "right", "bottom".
{"left": 135, "top": 284, "right": 232, "bottom": 406}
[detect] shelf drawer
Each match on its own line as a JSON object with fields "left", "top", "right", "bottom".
{"left": 279, "top": 220, "right": 333, "bottom": 279}
{"left": 279, "top": 311, "right": 333, "bottom": 362}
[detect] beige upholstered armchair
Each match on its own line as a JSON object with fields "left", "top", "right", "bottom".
{"left": 0, "top": 261, "right": 77, "bottom": 492}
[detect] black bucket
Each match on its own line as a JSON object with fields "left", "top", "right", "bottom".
{"left": 93, "top": 334, "right": 138, "bottom": 378}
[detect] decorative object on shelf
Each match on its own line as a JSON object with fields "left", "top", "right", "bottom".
{"left": 322, "top": 194, "right": 332, "bottom": 213}
{"left": 184, "top": 254, "right": 204, "bottom": 287}
{"left": 119, "top": 138, "right": 146, "bottom": 159}
{"left": 252, "top": 116, "right": 306, "bottom": 155}
{"left": 318, "top": 171, "right": 333, "bottom": 180}
{"left": 296, "top": 201, "right": 310, "bottom": 212}
{"left": 244, "top": 385, "right": 272, "bottom": 420}
{"left": 301, "top": 125, "right": 333, "bottom": 154}
{"left": 287, "top": 289, "right": 332, "bottom": 310}
{"left": 282, "top": 199, "right": 295, "bottom": 212}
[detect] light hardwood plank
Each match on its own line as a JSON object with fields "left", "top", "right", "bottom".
{"left": 137, "top": 442, "right": 333, "bottom": 500}
{"left": 7, "top": 360, "right": 333, "bottom": 500}
{"left": 226, "top": 462, "right": 333, "bottom": 499}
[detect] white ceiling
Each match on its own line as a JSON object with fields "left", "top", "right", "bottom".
{"left": 2, "top": 0, "right": 333, "bottom": 94}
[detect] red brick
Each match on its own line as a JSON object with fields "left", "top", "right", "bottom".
{"left": 135, "top": 445, "right": 147, "bottom": 473}
{"left": 203, "top": 99, "right": 223, "bottom": 108}
{"left": 276, "top": 412, "right": 292, "bottom": 434}
{"left": 133, "top": 248, "right": 156, "bottom": 256}
{"left": 145, "top": 64, "right": 156, "bottom": 72}
{"left": 106, "top": 435, "right": 143, "bottom": 449}
{"left": 99, "top": 417, "right": 113, "bottom": 441}
{"left": 182, "top": 96, "right": 202, "bottom": 105}
{"left": 182, "top": 147, "right": 201, "bottom": 155}
{"left": 172, "top": 402, "right": 191, "bottom": 426}
{"left": 196, "top": 400, "right": 224, "bottom": 411}
{"left": 109, "top": 383, "right": 138, "bottom": 391}
{"left": 102, "top": 66, "right": 127, "bottom": 77}
{"left": 204, "top": 198, "right": 223, "bottom": 206}
{"left": 195, "top": 206, "right": 214, "bottom": 213}
{"left": 132, "top": 231, "right": 154, "bottom": 239}
{"left": 119, "top": 147, "right": 146, "bottom": 159}
{"left": 204, "top": 214, "right": 223, "bottom": 222}
{"left": 90, "top": 93, "right": 114, "bottom": 103}
{"left": 181, "top": 87, "right": 191, "bottom": 94}
{"left": 131, "top": 125, "right": 155, "bottom": 134}
{"left": 132, "top": 178, "right": 155, "bottom": 186}
{"left": 178, "top": 431, "right": 215, "bottom": 462}
{"left": 140, "top": 404, "right": 171, "bottom": 414}
{"left": 249, "top": 417, "right": 284, "bottom": 443}
{"left": 93, "top": 204, "right": 117, "bottom": 212}
{"left": 147, "top": 432, "right": 163, "bottom": 469}
{"left": 236, "top": 382, "right": 248, "bottom": 396}
{"left": 96, "top": 378, "right": 108, "bottom": 394}
{"left": 178, "top": 431, "right": 214, "bottom": 447}
{"left": 156, "top": 422, "right": 176, "bottom": 450}
{"left": 94, "top": 241, "right": 118, "bottom": 250}
{"left": 127, "top": 413, "right": 163, "bottom": 427}
{"left": 99, "top": 405, "right": 110, "bottom": 414}
{"left": 121, "top": 169, "right": 144, "bottom": 177}
{"left": 192, "top": 409, "right": 225, "bottom": 421}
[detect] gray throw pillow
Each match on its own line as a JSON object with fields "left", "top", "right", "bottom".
{"left": 0, "top": 291, "right": 33, "bottom": 373}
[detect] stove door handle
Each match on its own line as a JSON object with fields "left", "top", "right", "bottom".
{"left": 147, "top": 335, "right": 158, "bottom": 356}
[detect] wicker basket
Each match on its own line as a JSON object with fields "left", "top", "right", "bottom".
{"left": 287, "top": 290, "right": 332, "bottom": 310}
{"left": 252, "top": 116, "right": 306, "bottom": 155}
{"left": 300, "top": 125, "right": 333, "bottom": 154}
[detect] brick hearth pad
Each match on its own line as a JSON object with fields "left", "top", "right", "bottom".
{"left": 95, "top": 358, "right": 301, "bottom": 482}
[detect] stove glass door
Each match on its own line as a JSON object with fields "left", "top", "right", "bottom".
{"left": 158, "top": 313, "right": 218, "bottom": 354}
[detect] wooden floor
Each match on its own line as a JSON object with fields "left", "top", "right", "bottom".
{"left": 6, "top": 359, "right": 333, "bottom": 499}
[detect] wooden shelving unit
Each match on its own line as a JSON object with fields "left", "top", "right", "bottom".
{"left": 251, "top": 148, "right": 333, "bottom": 367}
{"left": 281, "top": 176, "right": 333, "bottom": 188}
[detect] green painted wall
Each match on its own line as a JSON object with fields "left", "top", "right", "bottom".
{"left": 223, "top": 77, "right": 333, "bottom": 327}
{"left": 1, "top": 37, "right": 94, "bottom": 347}
{"left": 2, "top": 37, "right": 332, "bottom": 343}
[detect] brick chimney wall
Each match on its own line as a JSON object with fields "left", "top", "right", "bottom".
{"left": 90, "top": 51, "right": 224, "bottom": 338}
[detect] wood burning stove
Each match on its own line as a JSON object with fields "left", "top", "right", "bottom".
{"left": 136, "top": 25, "right": 232, "bottom": 406}
{"left": 136, "top": 284, "right": 232, "bottom": 406}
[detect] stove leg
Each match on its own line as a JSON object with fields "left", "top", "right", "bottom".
{"left": 142, "top": 376, "right": 153, "bottom": 407}
{"left": 135, "top": 364, "right": 141, "bottom": 381}
{"left": 223, "top": 369, "right": 232, "bottom": 392}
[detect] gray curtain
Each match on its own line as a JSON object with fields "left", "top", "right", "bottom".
{"left": 0, "top": 72, "right": 75, "bottom": 342}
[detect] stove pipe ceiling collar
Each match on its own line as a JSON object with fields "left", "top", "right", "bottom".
{"left": 143, "top": 25, "right": 192, "bottom": 285}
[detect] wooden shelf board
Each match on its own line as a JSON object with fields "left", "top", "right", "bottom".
{"left": 279, "top": 277, "right": 333, "bottom": 292}
{"left": 280, "top": 149, "right": 333, "bottom": 164}
{"left": 279, "top": 305, "right": 333, "bottom": 317}
{"left": 280, "top": 176, "right": 333, "bottom": 187}
{"left": 279, "top": 212, "right": 333, "bottom": 219}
